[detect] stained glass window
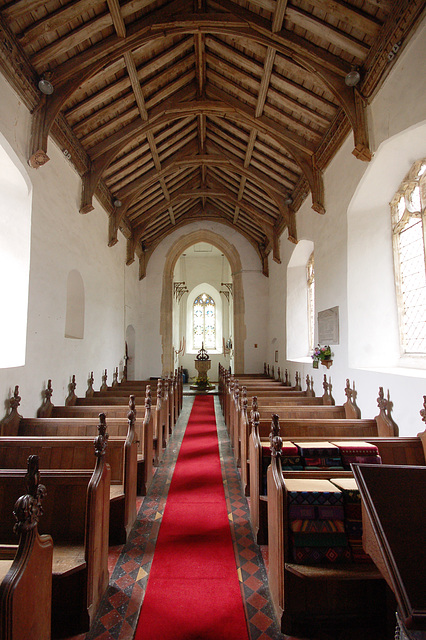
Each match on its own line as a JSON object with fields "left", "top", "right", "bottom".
{"left": 193, "top": 293, "right": 216, "bottom": 350}
{"left": 391, "top": 159, "right": 426, "bottom": 355}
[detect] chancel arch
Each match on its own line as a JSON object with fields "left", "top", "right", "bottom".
{"left": 160, "top": 230, "right": 245, "bottom": 375}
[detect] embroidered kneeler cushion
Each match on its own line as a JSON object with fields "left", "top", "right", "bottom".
{"left": 330, "top": 477, "right": 372, "bottom": 563}
{"left": 292, "top": 532, "right": 348, "bottom": 547}
{"left": 288, "top": 504, "right": 345, "bottom": 520}
{"left": 286, "top": 479, "right": 349, "bottom": 564}
{"left": 290, "top": 519, "right": 345, "bottom": 533}
{"left": 292, "top": 546, "right": 352, "bottom": 564}
{"left": 303, "top": 456, "right": 344, "bottom": 469}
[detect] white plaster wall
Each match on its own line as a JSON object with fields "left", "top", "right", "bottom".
{"left": 242, "top": 270, "right": 269, "bottom": 372}
{"left": 0, "top": 75, "right": 144, "bottom": 417}
{"left": 138, "top": 220, "right": 266, "bottom": 378}
{"left": 267, "top": 16, "right": 426, "bottom": 436}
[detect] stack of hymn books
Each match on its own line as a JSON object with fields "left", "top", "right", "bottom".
{"left": 331, "top": 441, "right": 382, "bottom": 470}
{"left": 293, "top": 441, "right": 344, "bottom": 470}
{"left": 331, "top": 477, "right": 372, "bottom": 562}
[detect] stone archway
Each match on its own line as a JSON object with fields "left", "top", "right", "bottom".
{"left": 160, "top": 230, "right": 246, "bottom": 374}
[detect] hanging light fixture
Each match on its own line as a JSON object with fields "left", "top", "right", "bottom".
{"left": 345, "top": 68, "right": 361, "bottom": 87}
{"left": 38, "top": 73, "right": 54, "bottom": 95}
{"left": 113, "top": 199, "right": 122, "bottom": 207}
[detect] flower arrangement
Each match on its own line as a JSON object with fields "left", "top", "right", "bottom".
{"left": 311, "top": 345, "right": 333, "bottom": 368}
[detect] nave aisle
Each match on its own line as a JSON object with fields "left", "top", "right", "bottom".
{"left": 67, "top": 393, "right": 283, "bottom": 640}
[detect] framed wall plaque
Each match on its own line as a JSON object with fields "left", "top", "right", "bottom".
{"left": 318, "top": 306, "right": 339, "bottom": 344}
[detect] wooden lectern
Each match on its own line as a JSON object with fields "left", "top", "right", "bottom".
{"left": 352, "top": 464, "right": 426, "bottom": 639}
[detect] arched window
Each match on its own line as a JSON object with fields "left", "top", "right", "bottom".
{"left": 391, "top": 158, "right": 426, "bottom": 355}
{"left": 193, "top": 293, "right": 216, "bottom": 350}
{"left": 286, "top": 240, "right": 314, "bottom": 361}
{"left": 307, "top": 252, "right": 315, "bottom": 352}
{"left": 0, "top": 136, "right": 32, "bottom": 368}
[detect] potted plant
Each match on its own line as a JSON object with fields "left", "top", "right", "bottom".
{"left": 311, "top": 345, "right": 333, "bottom": 368}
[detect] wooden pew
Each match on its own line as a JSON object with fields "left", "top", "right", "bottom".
{"left": 249, "top": 389, "right": 400, "bottom": 544}
{"left": 98, "top": 369, "right": 182, "bottom": 429}
{"left": 115, "top": 366, "right": 183, "bottom": 419}
{"left": 266, "top": 429, "right": 426, "bottom": 635}
{"left": 0, "top": 430, "right": 110, "bottom": 638}
{"left": 83, "top": 367, "right": 177, "bottom": 432}
{"left": 60, "top": 378, "right": 166, "bottom": 466}
{"left": 0, "top": 412, "right": 135, "bottom": 546}
{"left": 239, "top": 377, "right": 358, "bottom": 495}
{"left": 266, "top": 444, "right": 393, "bottom": 637}
{"left": 3, "top": 388, "right": 154, "bottom": 497}
{"left": 0, "top": 455, "right": 53, "bottom": 640}
{"left": 229, "top": 373, "right": 322, "bottom": 467}
{"left": 90, "top": 376, "right": 174, "bottom": 436}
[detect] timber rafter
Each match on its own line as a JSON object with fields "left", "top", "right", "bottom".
{"left": 0, "top": 0, "right": 423, "bottom": 277}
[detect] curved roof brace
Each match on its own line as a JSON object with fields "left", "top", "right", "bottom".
{"left": 258, "top": 243, "right": 269, "bottom": 277}
{"left": 286, "top": 207, "right": 298, "bottom": 244}
{"left": 352, "top": 90, "right": 371, "bottom": 162}
{"left": 108, "top": 211, "right": 119, "bottom": 247}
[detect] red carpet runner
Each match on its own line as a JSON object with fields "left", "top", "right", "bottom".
{"left": 134, "top": 394, "right": 249, "bottom": 639}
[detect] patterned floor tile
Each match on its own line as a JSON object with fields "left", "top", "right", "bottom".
{"left": 66, "top": 392, "right": 284, "bottom": 640}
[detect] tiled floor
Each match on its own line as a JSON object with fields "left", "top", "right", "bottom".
{"left": 67, "top": 391, "right": 284, "bottom": 640}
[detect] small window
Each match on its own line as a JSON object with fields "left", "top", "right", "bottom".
{"left": 193, "top": 293, "right": 216, "bottom": 350}
{"left": 391, "top": 159, "right": 426, "bottom": 355}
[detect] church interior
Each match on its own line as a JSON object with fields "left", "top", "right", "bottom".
{"left": 0, "top": 1, "right": 425, "bottom": 639}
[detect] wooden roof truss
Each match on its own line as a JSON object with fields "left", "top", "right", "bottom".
{"left": 0, "top": 0, "right": 424, "bottom": 276}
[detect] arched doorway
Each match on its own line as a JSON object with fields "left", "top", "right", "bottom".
{"left": 160, "top": 230, "right": 246, "bottom": 375}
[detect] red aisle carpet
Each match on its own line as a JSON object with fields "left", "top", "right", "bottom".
{"left": 134, "top": 394, "right": 249, "bottom": 640}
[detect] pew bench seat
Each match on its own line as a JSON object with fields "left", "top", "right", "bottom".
{"left": 0, "top": 435, "right": 135, "bottom": 545}
{"left": 0, "top": 558, "right": 14, "bottom": 581}
{"left": 284, "top": 562, "right": 382, "bottom": 581}
{"left": 0, "top": 465, "right": 109, "bottom": 639}
{"left": 52, "top": 544, "right": 85, "bottom": 576}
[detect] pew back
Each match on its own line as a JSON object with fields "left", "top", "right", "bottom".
{"left": 0, "top": 437, "right": 125, "bottom": 485}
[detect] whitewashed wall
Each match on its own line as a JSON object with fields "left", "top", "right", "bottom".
{"left": 0, "top": 75, "right": 143, "bottom": 418}
{"left": 267, "top": 18, "right": 426, "bottom": 436}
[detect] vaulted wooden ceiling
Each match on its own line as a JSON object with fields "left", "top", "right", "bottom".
{"left": 0, "top": 0, "right": 423, "bottom": 277}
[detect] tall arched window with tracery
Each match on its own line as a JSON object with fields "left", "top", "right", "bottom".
{"left": 307, "top": 252, "right": 315, "bottom": 352}
{"left": 193, "top": 293, "right": 216, "bottom": 350}
{"left": 391, "top": 158, "right": 426, "bottom": 355}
